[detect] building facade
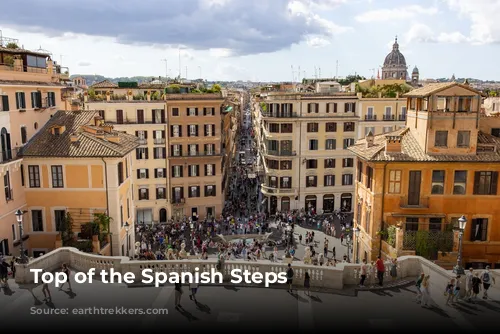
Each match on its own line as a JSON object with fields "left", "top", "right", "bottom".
{"left": 356, "top": 94, "right": 407, "bottom": 139}
{"left": 349, "top": 82, "right": 500, "bottom": 268}
{"left": 20, "top": 110, "right": 138, "bottom": 256}
{"left": 256, "top": 92, "right": 358, "bottom": 214}
{"left": 381, "top": 37, "right": 408, "bottom": 80}
{"left": 0, "top": 38, "right": 69, "bottom": 256}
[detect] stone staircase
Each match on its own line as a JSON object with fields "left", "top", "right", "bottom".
{"left": 433, "top": 260, "right": 455, "bottom": 270}
{"left": 353, "top": 279, "right": 415, "bottom": 292}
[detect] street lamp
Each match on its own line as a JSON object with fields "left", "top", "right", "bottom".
{"left": 453, "top": 215, "right": 467, "bottom": 275}
{"left": 345, "top": 224, "right": 352, "bottom": 263}
{"left": 353, "top": 227, "right": 360, "bottom": 263}
{"left": 124, "top": 222, "right": 130, "bottom": 257}
{"left": 15, "top": 210, "right": 28, "bottom": 264}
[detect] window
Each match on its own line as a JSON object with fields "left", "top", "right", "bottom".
{"left": 366, "top": 107, "right": 374, "bottom": 119}
{"left": 172, "top": 107, "right": 179, "bottom": 116}
{"left": 139, "top": 188, "right": 149, "bottom": 200}
{"left": 156, "top": 187, "right": 166, "bottom": 200}
{"left": 188, "top": 144, "right": 198, "bottom": 156}
{"left": 46, "top": 91, "right": 55, "bottom": 106}
{"left": 365, "top": 208, "right": 371, "bottom": 234}
{"left": 155, "top": 168, "right": 166, "bottom": 178}
{"left": 28, "top": 165, "right": 40, "bottom": 188}
{"left": 127, "top": 198, "right": 130, "bottom": 218}
{"left": 188, "top": 165, "right": 199, "bottom": 177}
{"left": 324, "top": 175, "right": 335, "bottom": 186}
{"left": 117, "top": 162, "right": 124, "bottom": 185}
{"left": 31, "top": 91, "right": 42, "bottom": 109}
{"left": 343, "top": 138, "right": 354, "bottom": 149}
{"left": 120, "top": 205, "right": 123, "bottom": 227}
{"left": 116, "top": 110, "right": 124, "bottom": 124}
{"left": 268, "top": 176, "right": 278, "bottom": 188}
{"left": 152, "top": 109, "right": 165, "bottom": 124}
{"left": 473, "top": 171, "right": 498, "bottom": 195}
{"left": 307, "top": 123, "right": 318, "bottom": 132}
{"left": 434, "top": 131, "right": 448, "bottom": 147}
{"left": 1, "top": 95, "right": 9, "bottom": 111}
{"left": 137, "top": 168, "right": 149, "bottom": 179}
{"left": 343, "top": 122, "right": 355, "bottom": 132}
{"left": 280, "top": 161, "right": 292, "bottom": 170}
{"left": 280, "top": 177, "right": 291, "bottom": 188}
{"left": 342, "top": 174, "right": 353, "bottom": 185}
{"left": 470, "top": 218, "right": 488, "bottom": 242}
{"left": 326, "top": 122, "right": 337, "bottom": 132}
{"left": 269, "top": 124, "right": 280, "bottom": 133}
{"left": 136, "top": 147, "right": 148, "bottom": 159}
{"left": 51, "top": 165, "right": 64, "bottom": 188}
{"left": 153, "top": 147, "right": 166, "bottom": 159}
{"left": 12, "top": 224, "right": 16, "bottom": 241}
{"left": 205, "top": 185, "right": 216, "bottom": 196}
{"left": 136, "top": 109, "right": 145, "bottom": 124}
{"left": 453, "top": 171, "right": 467, "bottom": 195}
{"left": 457, "top": 97, "right": 472, "bottom": 112}
{"left": 431, "top": 170, "right": 445, "bottom": 194}
{"left": 153, "top": 130, "right": 165, "bottom": 144}
{"left": 205, "top": 164, "right": 215, "bottom": 176}
{"left": 357, "top": 161, "right": 363, "bottom": 182}
{"left": 171, "top": 144, "right": 182, "bottom": 157}
{"left": 204, "top": 144, "right": 215, "bottom": 155}
{"left": 324, "top": 159, "right": 335, "bottom": 169}
{"left": 172, "top": 165, "right": 183, "bottom": 178}
{"left": 20, "top": 165, "right": 24, "bottom": 186}
{"left": 365, "top": 166, "right": 373, "bottom": 190}
{"left": 306, "top": 159, "right": 317, "bottom": 169}
{"left": 280, "top": 124, "right": 293, "bottom": 133}
{"left": 171, "top": 125, "right": 181, "bottom": 137}
{"left": 203, "top": 107, "right": 214, "bottom": 116}
{"left": 309, "top": 139, "right": 318, "bottom": 150}
{"left": 204, "top": 124, "right": 215, "bottom": 136}
{"left": 188, "top": 124, "right": 198, "bottom": 137}
{"left": 188, "top": 107, "right": 198, "bottom": 116}
{"left": 306, "top": 176, "right": 317, "bottom": 187}
{"left": 20, "top": 126, "right": 27, "bottom": 144}
{"left": 54, "top": 210, "right": 66, "bottom": 232}
{"left": 342, "top": 158, "right": 353, "bottom": 168}
{"left": 4, "top": 171, "right": 12, "bottom": 201}
{"left": 384, "top": 106, "right": 393, "bottom": 119}
{"left": 388, "top": 170, "right": 401, "bottom": 193}
{"left": 15, "top": 92, "right": 26, "bottom": 110}
{"left": 307, "top": 103, "right": 319, "bottom": 113}
{"left": 457, "top": 131, "right": 470, "bottom": 147}
{"left": 492, "top": 128, "right": 500, "bottom": 138}
{"left": 31, "top": 210, "right": 44, "bottom": 232}
{"left": 325, "top": 139, "right": 336, "bottom": 150}
{"left": 383, "top": 126, "right": 393, "bottom": 134}
{"left": 405, "top": 217, "right": 419, "bottom": 231}
{"left": 172, "top": 187, "right": 184, "bottom": 202}
{"left": 326, "top": 102, "right": 337, "bottom": 113}
{"left": 344, "top": 102, "right": 355, "bottom": 113}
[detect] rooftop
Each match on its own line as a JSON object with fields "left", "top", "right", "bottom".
{"left": 403, "top": 81, "right": 486, "bottom": 98}
{"left": 89, "top": 79, "right": 118, "bottom": 89}
{"left": 0, "top": 79, "right": 65, "bottom": 86}
{"left": 349, "top": 128, "right": 500, "bottom": 162}
{"left": 20, "top": 110, "right": 139, "bottom": 158}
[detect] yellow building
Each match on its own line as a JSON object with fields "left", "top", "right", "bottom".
{"left": 20, "top": 110, "right": 138, "bottom": 256}
{"left": 357, "top": 94, "right": 407, "bottom": 139}
{"left": 0, "top": 35, "right": 69, "bottom": 256}
{"left": 256, "top": 92, "right": 357, "bottom": 214}
{"left": 349, "top": 82, "right": 500, "bottom": 268}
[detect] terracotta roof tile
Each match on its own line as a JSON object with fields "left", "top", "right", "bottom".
{"left": 403, "top": 81, "right": 486, "bottom": 98}
{"left": 90, "top": 80, "right": 118, "bottom": 89}
{"left": 20, "top": 110, "right": 139, "bottom": 158}
{"left": 0, "top": 79, "right": 64, "bottom": 86}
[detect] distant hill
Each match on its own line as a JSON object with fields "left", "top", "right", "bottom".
{"left": 70, "top": 74, "right": 165, "bottom": 86}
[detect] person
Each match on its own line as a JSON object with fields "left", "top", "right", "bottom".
{"left": 445, "top": 278, "right": 456, "bottom": 306}
{"left": 471, "top": 272, "right": 481, "bottom": 300}
{"left": 421, "top": 275, "right": 431, "bottom": 308}
{"left": 189, "top": 279, "right": 198, "bottom": 302}
{"left": 0, "top": 257, "right": 10, "bottom": 288}
{"left": 359, "top": 259, "right": 368, "bottom": 288}
{"left": 286, "top": 263, "right": 294, "bottom": 293}
{"left": 480, "top": 266, "right": 495, "bottom": 300}
{"left": 299, "top": 234, "right": 302, "bottom": 244}
{"left": 41, "top": 270, "right": 52, "bottom": 301}
{"left": 415, "top": 273, "right": 425, "bottom": 304}
{"left": 375, "top": 256, "right": 385, "bottom": 286}
{"left": 390, "top": 258, "right": 398, "bottom": 280}
{"left": 304, "top": 272, "right": 310, "bottom": 296}
{"left": 465, "top": 268, "right": 474, "bottom": 301}
{"left": 174, "top": 281, "right": 183, "bottom": 309}
{"left": 59, "top": 263, "right": 72, "bottom": 291}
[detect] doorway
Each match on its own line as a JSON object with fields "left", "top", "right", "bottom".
{"left": 159, "top": 208, "right": 167, "bottom": 223}
{"left": 206, "top": 207, "right": 214, "bottom": 219}
{"left": 305, "top": 195, "right": 317, "bottom": 213}
{"left": 408, "top": 171, "right": 422, "bottom": 205}
{"left": 281, "top": 197, "right": 290, "bottom": 212}
{"left": 270, "top": 196, "right": 278, "bottom": 214}
{"left": 191, "top": 207, "right": 198, "bottom": 221}
{"left": 340, "top": 193, "right": 352, "bottom": 212}
{"left": 0, "top": 239, "right": 9, "bottom": 256}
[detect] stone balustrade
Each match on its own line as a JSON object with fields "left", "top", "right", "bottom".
{"left": 14, "top": 247, "right": 500, "bottom": 292}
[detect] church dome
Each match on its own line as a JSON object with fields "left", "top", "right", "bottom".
{"left": 383, "top": 37, "right": 406, "bottom": 67}
{"left": 412, "top": 66, "right": 419, "bottom": 74}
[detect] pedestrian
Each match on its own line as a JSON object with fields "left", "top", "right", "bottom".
{"left": 286, "top": 263, "right": 294, "bottom": 293}
{"left": 376, "top": 256, "right": 385, "bottom": 286}
{"left": 415, "top": 273, "right": 425, "bottom": 303}
{"left": 0, "top": 257, "right": 10, "bottom": 288}
{"left": 189, "top": 279, "right": 198, "bottom": 302}
{"left": 465, "top": 268, "right": 474, "bottom": 301}
{"left": 359, "top": 259, "right": 368, "bottom": 288}
{"left": 41, "top": 270, "right": 52, "bottom": 301}
{"left": 471, "top": 272, "right": 481, "bottom": 300}
{"left": 390, "top": 258, "right": 398, "bottom": 280}
{"left": 332, "top": 246, "right": 336, "bottom": 260}
{"left": 445, "top": 278, "right": 456, "bottom": 306}
{"left": 323, "top": 244, "right": 328, "bottom": 259}
{"left": 299, "top": 234, "right": 302, "bottom": 244}
{"left": 421, "top": 275, "right": 431, "bottom": 308}
{"left": 304, "top": 271, "right": 310, "bottom": 296}
{"left": 174, "top": 281, "right": 183, "bottom": 309}
{"left": 480, "top": 266, "right": 495, "bottom": 300}
{"left": 59, "top": 263, "right": 72, "bottom": 291}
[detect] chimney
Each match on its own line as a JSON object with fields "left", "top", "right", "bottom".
{"left": 356, "top": 92, "right": 362, "bottom": 98}
{"left": 94, "top": 116, "right": 104, "bottom": 126}
{"left": 107, "top": 134, "right": 120, "bottom": 144}
{"left": 365, "top": 131, "right": 374, "bottom": 148}
{"left": 70, "top": 133, "right": 79, "bottom": 142}
{"left": 385, "top": 135, "right": 402, "bottom": 153}
{"left": 147, "top": 90, "right": 151, "bottom": 101}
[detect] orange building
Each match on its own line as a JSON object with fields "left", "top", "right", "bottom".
{"left": 19, "top": 110, "right": 138, "bottom": 256}
{"left": 349, "top": 82, "right": 500, "bottom": 268}
{"left": 0, "top": 35, "right": 69, "bottom": 256}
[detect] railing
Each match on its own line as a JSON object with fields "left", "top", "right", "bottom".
{"left": 137, "top": 139, "right": 147, "bottom": 145}
{"left": 0, "top": 147, "right": 22, "bottom": 164}
{"left": 15, "top": 247, "right": 473, "bottom": 294}
{"left": 105, "top": 120, "right": 166, "bottom": 125}
{"left": 154, "top": 138, "right": 166, "bottom": 145}
{"left": 260, "top": 184, "right": 295, "bottom": 195}
{"left": 383, "top": 114, "right": 395, "bottom": 121}
{"left": 169, "top": 151, "right": 222, "bottom": 158}
{"left": 364, "top": 115, "right": 377, "bottom": 120}
{"left": 0, "top": 63, "right": 48, "bottom": 74}
{"left": 170, "top": 198, "right": 185, "bottom": 204}
{"left": 261, "top": 112, "right": 299, "bottom": 118}
{"left": 263, "top": 149, "right": 296, "bottom": 157}
{"left": 398, "top": 115, "right": 406, "bottom": 121}
{"left": 400, "top": 196, "right": 429, "bottom": 208}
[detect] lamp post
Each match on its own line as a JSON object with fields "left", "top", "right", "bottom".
{"left": 124, "top": 222, "right": 130, "bottom": 257}
{"left": 353, "top": 227, "right": 360, "bottom": 263}
{"left": 453, "top": 215, "right": 467, "bottom": 275}
{"left": 345, "top": 224, "right": 352, "bottom": 263}
{"left": 15, "top": 210, "right": 28, "bottom": 264}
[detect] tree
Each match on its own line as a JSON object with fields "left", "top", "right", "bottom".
{"left": 93, "top": 213, "right": 112, "bottom": 234}
{"left": 6, "top": 42, "right": 19, "bottom": 49}
{"left": 211, "top": 84, "right": 222, "bottom": 93}
{"left": 338, "top": 74, "right": 366, "bottom": 86}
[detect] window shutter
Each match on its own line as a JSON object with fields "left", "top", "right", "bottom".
{"left": 144, "top": 131, "right": 148, "bottom": 139}
{"left": 137, "top": 169, "right": 140, "bottom": 178}
{"left": 180, "top": 187, "right": 184, "bottom": 198}
{"left": 212, "top": 164, "right": 216, "bottom": 175}
{"left": 344, "top": 102, "right": 348, "bottom": 112}
{"left": 213, "top": 185, "right": 216, "bottom": 195}
{"left": 146, "top": 169, "right": 149, "bottom": 178}
{"left": 151, "top": 110, "right": 155, "bottom": 122}
{"left": 315, "top": 103, "right": 319, "bottom": 112}
{"left": 196, "top": 165, "right": 200, "bottom": 175}
{"left": 136, "top": 149, "right": 139, "bottom": 159}
{"left": 163, "top": 168, "right": 166, "bottom": 177}
{"left": 204, "top": 164, "right": 207, "bottom": 176}
{"left": 170, "top": 125, "right": 173, "bottom": 137}
{"left": 161, "top": 110, "right": 165, "bottom": 123}
{"left": 334, "top": 103, "right": 337, "bottom": 113}
{"left": 352, "top": 103, "right": 356, "bottom": 114}
{"left": 145, "top": 148, "right": 149, "bottom": 159}
{"left": 162, "top": 130, "right": 165, "bottom": 139}
{"left": 470, "top": 219, "right": 478, "bottom": 241}
{"left": 289, "top": 104, "right": 293, "bottom": 113}
{"left": 324, "top": 175, "right": 327, "bottom": 186}
{"left": 195, "top": 125, "right": 199, "bottom": 137}
{"left": 195, "top": 108, "right": 198, "bottom": 116}
{"left": 1, "top": 95, "right": 9, "bottom": 111}
{"left": 473, "top": 171, "right": 481, "bottom": 194}
{"left": 31, "top": 92, "right": 36, "bottom": 108}
{"left": 326, "top": 103, "right": 330, "bottom": 113}
{"left": 153, "top": 149, "right": 158, "bottom": 159}
{"left": 491, "top": 172, "right": 498, "bottom": 195}
{"left": 145, "top": 189, "right": 149, "bottom": 200}
{"left": 153, "top": 131, "right": 157, "bottom": 139}
{"left": 162, "top": 147, "right": 166, "bottom": 157}
{"left": 188, "top": 166, "right": 192, "bottom": 177}
{"left": 481, "top": 219, "right": 488, "bottom": 241}
{"left": 197, "top": 187, "right": 200, "bottom": 197}
{"left": 171, "top": 187, "right": 175, "bottom": 199}
{"left": 212, "top": 124, "right": 215, "bottom": 135}
{"left": 180, "top": 166, "right": 183, "bottom": 177}
{"left": 135, "top": 131, "right": 139, "bottom": 137}
{"left": 156, "top": 188, "right": 159, "bottom": 199}
{"left": 203, "top": 107, "right": 206, "bottom": 115}
{"left": 307, "top": 104, "right": 311, "bottom": 113}
{"left": 37, "top": 92, "right": 42, "bottom": 108}
{"left": 179, "top": 126, "right": 183, "bottom": 137}
{"left": 171, "top": 166, "right": 175, "bottom": 177}
{"left": 204, "top": 125, "right": 207, "bottom": 136}
{"left": 154, "top": 169, "right": 158, "bottom": 178}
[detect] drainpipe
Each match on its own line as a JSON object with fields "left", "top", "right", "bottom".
{"left": 101, "top": 157, "right": 112, "bottom": 256}
{"left": 378, "top": 162, "right": 388, "bottom": 258}
{"left": 297, "top": 99, "right": 302, "bottom": 211}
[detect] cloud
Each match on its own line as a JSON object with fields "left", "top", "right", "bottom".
{"left": 404, "top": 23, "right": 469, "bottom": 44}
{"left": 444, "top": 0, "right": 500, "bottom": 44}
{"left": 355, "top": 5, "right": 438, "bottom": 23}
{"left": 77, "top": 61, "right": 91, "bottom": 67}
{"left": 0, "top": 0, "right": 351, "bottom": 56}
{"left": 307, "top": 36, "right": 331, "bottom": 48}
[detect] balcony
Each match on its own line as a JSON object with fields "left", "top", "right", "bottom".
{"left": 154, "top": 138, "right": 166, "bottom": 145}
{"left": 400, "top": 196, "right": 429, "bottom": 208}
{"left": 105, "top": 120, "right": 166, "bottom": 125}
{"left": 137, "top": 139, "right": 147, "bottom": 145}
{"left": 261, "top": 184, "right": 296, "bottom": 195}
{"left": 263, "top": 149, "right": 296, "bottom": 157}
{"left": 0, "top": 147, "right": 22, "bottom": 164}
{"left": 169, "top": 151, "right": 222, "bottom": 158}
{"left": 398, "top": 115, "right": 406, "bottom": 121}
{"left": 383, "top": 114, "right": 396, "bottom": 121}
{"left": 261, "top": 112, "right": 299, "bottom": 118}
{"left": 364, "top": 115, "right": 377, "bottom": 121}
{"left": 171, "top": 198, "right": 185, "bottom": 205}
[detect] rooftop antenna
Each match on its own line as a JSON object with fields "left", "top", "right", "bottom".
{"left": 291, "top": 65, "right": 294, "bottom": 84}
{"left": 335, "top": 60, "right": 339, "bottom": 78}
{"left": 59, "top": 54, "right": 64, "bottom": 66}
{"left": 161, "top": 59, "right": 168, "bottom": 80}
{"left": 185, "top": 66, "right": 188, "bottom": 80}
{"left": 298, "top": 66, "right": 301, "bottom": 82}
{"left": 178, "top": 48, "right": 181, "bottom": 78}
{"left": 319, "top": 67, "right": 321, "bottom": 79}
{"left": 369, "top": 68, "right": 375, "bottom": 78}
{"left": 314, "top": 66, "right": 317, "bottom": 79}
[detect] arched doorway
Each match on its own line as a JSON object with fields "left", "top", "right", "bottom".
{"left": 159, "top": 208, "right": 167, "bottom": 223}
{"left": 1, "top": 127, "right": 12, "bottom": 161}
{"left": 270, "top": 196, "right": 278, "bottom": 214}
{"left": 305, "top": 195, "right": 317, "bottom": 213}
{"left": 341, "top": 193, "right": 352, "bottom": 212}
{"left": 323, "top": 194, "right": 334, "bottom": 213}
{"left": 281, "top": 197, "right": 290, "bottom": 212}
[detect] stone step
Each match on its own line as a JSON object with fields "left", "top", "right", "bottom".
{"left": 354, "top": 279, "right": 415, "bottom": 292}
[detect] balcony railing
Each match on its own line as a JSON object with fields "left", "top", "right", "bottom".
{"left": 398, "top": 115, "right": 406, "bottom": 121}
{"left": 383, "top": 114, "right": 395, "bottom": 121}
{"left": 364, "top": 115, "right": 377, "bottom": 120}
{"left": 261, "top": 112, "right": 299, "bottom": 118}
{"left": 137, "top": 139, "right": 147, "bottom": 145}
{"left": 261, "top": 184, "right": 295, "bottom": 195}
{"left": 0, "top": 147, "right": 22, "bottom": 164}
{"left": 154, "top": 138, "right": 166, "bottom": 145}
{"left": 264, "top": 150, "right": 296, "bottom": 157}
{"left": 169, "top": 151, "right": 222, "bottom": 158}
{"left": 171, "top": 198, "right": 185, "bottom": 204}
{"left": 105, "top": 120, "right": 166, "bottom": 125}
{"left": 400, "top": 196, "right": 429, "bottom": 208}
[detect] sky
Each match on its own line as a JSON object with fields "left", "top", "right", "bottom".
{"left": 1, "top": 0, "right": 499, "bottom": 81}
